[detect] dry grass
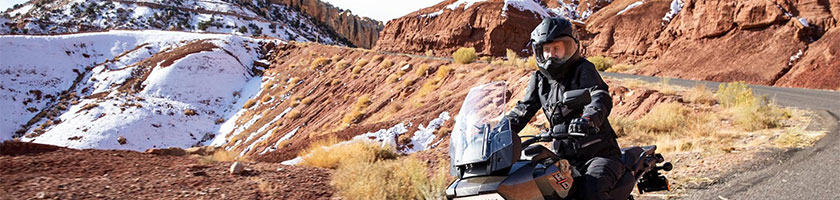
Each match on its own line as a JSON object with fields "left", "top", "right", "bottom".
{"left": 341, "top": 94, "right": 373, "bottom": 125}
{"left": 261, "top": 95, "right": 273, "bottom": 102}
{"left": 334, "top": 60, "right": 350, "bottom": 70}
{"left": 301, "top": 97, "right": 314, "bottom": 105}
{"left": 415, "top": 64, "right": 431, "bottom": 76}
{"left": 184, "top": 109, "right": 198, "bottom": 116}
{"left": 371, "top": 55, "right": 384, "bottom": 63}
{"left": 417, "top": 65, "right": 453, "bottom": 97}
{"left": 208, "top": 149, "right": 238, "bottom": 162}
{"left": 588, "top": 56, "right": 614, "bottom": 71}
{"left": 243, "top": 99, "right": 257, "bottom": 109}
{"left": 355, "top": 59, "right": 369, "bottom": 68}
{"left": 453, "top": 47, "right": 478, "bottom": 64}
{"left": 298, "top": 139, "right": 397, "bottom": 169}
{"left": 635, "top": 103, "right": 690, "bottom": 133}
{"left": 352, "top": 65, "right": 363, "bottom": 74}
{"left": 684, "top": 85, "right": 716, "bottom": 105}
{"left": 303, "top": 139, "right": 446, "bottom": 200}
{"left": 310, "top": 57, "right": 330, "bottom": 70}
{"left": 377, "top": 59, "right": 394, "bottom": 69}
{"left": 716, "top": 82, "right": 789, "bottom": 131}
{"left": 332, "top": 155, "right": 447, "bottom": 200}
{"left": 286, "top": 109, "right": 302, "bottom": 119}
{"left": 385, "top": 74, "right": 400, "bottom": 84}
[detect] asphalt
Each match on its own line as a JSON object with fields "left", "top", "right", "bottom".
{"left": 599, "top": 72, "right": 840, "bottom": 200}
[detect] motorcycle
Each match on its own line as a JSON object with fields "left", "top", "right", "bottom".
{"left": 446, "top": 82, "right": 672, "bottom": 200}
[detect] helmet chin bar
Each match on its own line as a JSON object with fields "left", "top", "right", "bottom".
{"left": 534, "top": 37, "right": 578, "bottom": 66}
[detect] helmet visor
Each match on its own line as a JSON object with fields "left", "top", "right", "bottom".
{"left": 536, "top": 37, "right": 577, "bottom": 64}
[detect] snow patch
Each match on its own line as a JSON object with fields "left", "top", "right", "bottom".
{"left": 419, "top": 10, "right": 444, "bottom": 18}
{"left": 662, "top": 0, "right": 684, "bottom": 22}
{"left": 281, "top": 112, "right": 452, "bottom": 165}
{"left": 2, "top": 30, "right": 282, "bottom": 150}
{"left": 445, "top": 0, "right": 487, "bottom": 10}
{"left": 617, "top": 1, "right": 644, "bottom": 16}
{"left": 798, "top": 18, "right": 810, "bottom": 27}
{"left": 788, "top": 49, "right": 804, "bottom": 66}
{"left": 502, "top": 0, "right": 550, "bottom": 18}
{"left": 402, "top": 112, "right": 451, "bottom": 153}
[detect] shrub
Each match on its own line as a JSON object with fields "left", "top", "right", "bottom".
{"left": 243, "top": 99, "right": 257, "bottom": 109}
{"left": 298, "top": 139, "right": 397, "bottom": 169}
{"left": 286, "top": 109, "right": 302, "bottom": 119}
{"left": 334, "top": 60, "right": 350, "bottom": 70}
{"left": 587, "top": 56, "right": 614, "bottom": 71}
{"left": 417, "top": 65, "right": 452, "bottom": 97}
{"left": 310, "top": 57, "right": 330, "bottom": 70}
{"left": 341, "top": 94, "right": 373, "bottom": 125}
{"left": 415, "top": 64, "right": 431, "bottom": 76}
{"left": 261, "top": 95, "right": 273, "bottom": 102}
{"left": 385, "top": 74, "right": 400, "bottom": 84}
{"left": 184, "top": 109, "right": 198, "bottom": 116}
{"left": 377, "top": 59, "right": 394, "bottom": 69}
{"left": 716, "top": 82, "right": 788, "bottom": 131}
{"left": 355, "top": 59, "right": 369, "bottom": 68}
{"left": 635, "top": 103, "right": 688, "bottom": 133}
{"left": 332, "top": 155, "right": 446, "bottom": 200}
{"left": 452, "top": 47, "right": 478, "bottom": 64}
{"left": 301, "top": 97, "right": 314, "bottom": 105}
{"left": 684, "top": 85, "right": 716, "bottom": 105}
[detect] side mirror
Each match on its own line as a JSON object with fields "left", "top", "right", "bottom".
{"left": 562, "top": 89, "right": 591, "bottom": 109}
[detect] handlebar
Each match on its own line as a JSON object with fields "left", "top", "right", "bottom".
{"left": 520, "top": 130, "right": 587, "bottom": 147}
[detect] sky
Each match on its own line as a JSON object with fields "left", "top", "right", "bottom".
{"left": 1, "top": 0, "right": 28, "bottom": 12}
{"left": 1, "top": 0, "right": 442, "bottom": 22}
{"left": 322, "top": 0, "right": 443, "bottom": 22}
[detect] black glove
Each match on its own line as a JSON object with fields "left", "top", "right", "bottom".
{"left": 568, "top": 117, "right": 598, "bottom": 134}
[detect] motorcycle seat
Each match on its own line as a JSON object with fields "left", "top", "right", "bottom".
{"left": 620, "top": 146, "right": 644, "bottom": 175}
{"left": 621, "top": 145, "right": 658, "bottom": 175}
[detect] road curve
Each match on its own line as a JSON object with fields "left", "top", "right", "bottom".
{"left": 600, "top": 72, "right": 840, "bottom": 200}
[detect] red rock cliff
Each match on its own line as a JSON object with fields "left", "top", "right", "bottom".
{"left": 273, "top": 0, "right": 384, "bottom": 48}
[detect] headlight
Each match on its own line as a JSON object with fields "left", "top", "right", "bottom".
{"left": 454, "top": 193, "right": 505, "bottom": 200}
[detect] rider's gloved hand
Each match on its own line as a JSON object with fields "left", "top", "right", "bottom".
{"left": 568, "top": 117, "right": 598, "bottom": 134}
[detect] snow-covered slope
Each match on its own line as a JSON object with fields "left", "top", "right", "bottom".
{"left": 0, "top": 30, "right": 274, "bottom": 150}
{"left": 0, "top": 0, "right": 348, "bottom": 46}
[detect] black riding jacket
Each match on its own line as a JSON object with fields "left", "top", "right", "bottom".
{"left": 504, "top": 59, "right": 621, "bottom": 161}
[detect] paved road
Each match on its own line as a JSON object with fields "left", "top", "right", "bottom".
{"left": 599, "top": 72, "right": 840, "bottom": 200}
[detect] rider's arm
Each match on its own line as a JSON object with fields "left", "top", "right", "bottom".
{"left": 504, "top": 71, "right": 542, "bottom": 134}
{"left": 578, "top": 63, "right": 612, "bottom": 130}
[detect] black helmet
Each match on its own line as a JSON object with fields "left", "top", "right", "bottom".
{"left": 530, "top": 17, "right": 581, "bottom": 80}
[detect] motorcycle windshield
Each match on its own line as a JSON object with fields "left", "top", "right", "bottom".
{"left": 450, "top": 81, "right": 512, "bottom": 166}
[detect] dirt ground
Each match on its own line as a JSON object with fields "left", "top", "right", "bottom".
{"left": 0, "top": 142, "right": 333, "bottom": 200}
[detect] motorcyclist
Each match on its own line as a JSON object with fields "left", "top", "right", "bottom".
{"left": 503, "top": 17, "right": 623, "bottom": 200}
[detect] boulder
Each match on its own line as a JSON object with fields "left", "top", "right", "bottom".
{"left": 230, "top": 162, "right": 244, "bottom": 175}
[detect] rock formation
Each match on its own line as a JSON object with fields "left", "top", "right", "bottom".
{"left": 375, "top": 0, "right": 552, "bottom": 57}
{"left": 273, "top": 0, "right": 384, "bottom": 48}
